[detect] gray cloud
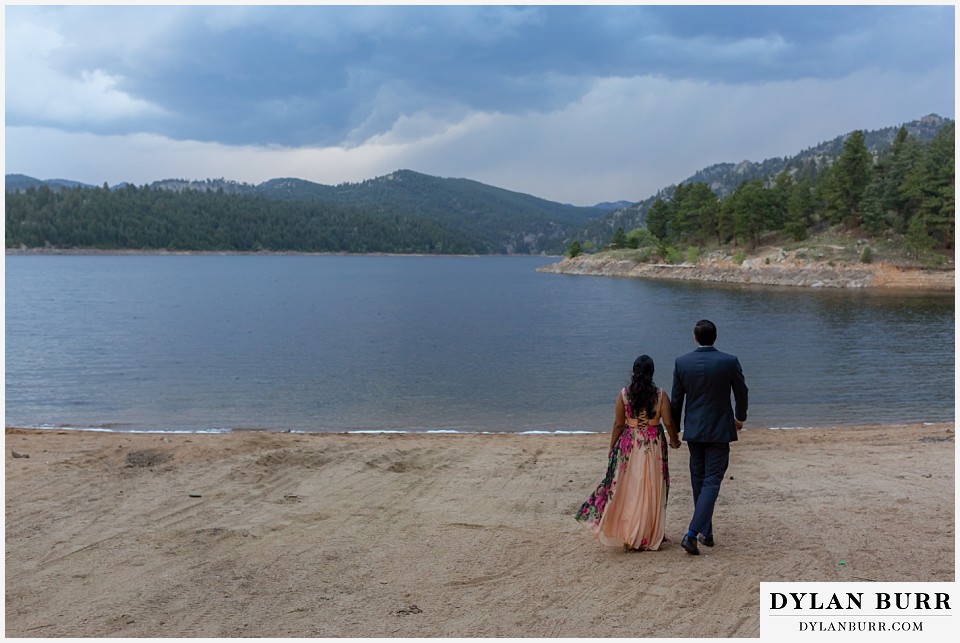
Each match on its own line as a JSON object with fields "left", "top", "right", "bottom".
{"left": 4, "top": 4, "right": 955, "bottom": 204}
{"left": 7, "top": 5, "right": 954, "bottom": 146}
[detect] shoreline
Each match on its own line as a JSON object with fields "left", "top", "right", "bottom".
{"left": 4, "top": 419, "right": 953, "bottom": 436}
{"left": 538, "top": 250, "right": 955, "bottom": 291}
{"left": 5, "top": 247, "right": 555, "bottom": 258}
{"left": 5, "top": 422, "right": 954, "bottom": 637}
{"left": 11, "top": 246, "right": 952, "bottom": 290}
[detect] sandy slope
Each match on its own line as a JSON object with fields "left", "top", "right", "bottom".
{"left": 4, "top": 422, "right": 954, "bottom": 638}
{"left": 538, "top": 250, "right": 955, "bottom": 291}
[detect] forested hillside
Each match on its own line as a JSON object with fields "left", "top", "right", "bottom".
{"left": 5, "top": 187, "right": 478, "bottom": 254}
{"left": 6, "top": 169, "right": 601, "bottom": 254}
{"left": 571, "top": 116, "right": 954, "bottom": 260}
{"left": 256, "top": 170, "right": 600, "bottom": 253}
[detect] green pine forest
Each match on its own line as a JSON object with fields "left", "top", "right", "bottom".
{"left": 573, "top": 122, "right": 954, "bottom": 264}
{"left": 5, "top": 170, "right": 599, "bottom": 255}
{"left": 5, "top": 185, "right": 478, "bottom": 254}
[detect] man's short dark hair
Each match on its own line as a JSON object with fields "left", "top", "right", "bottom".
{"left": 694, "top": 319, "right": 717, "bottom": 346}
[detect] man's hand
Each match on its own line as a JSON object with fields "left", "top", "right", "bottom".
{"left": 735, "top": 420, "right": 744, "bottom": 431}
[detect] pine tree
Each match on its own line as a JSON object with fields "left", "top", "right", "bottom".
{"left": 860, "top": 182, "right": 887, "bottom": 236}
{"left": 610, "top": 227, "right": 627, "bottom": 249}
{"left": 881, "top": 126, "right": 923, "bottom": 230}
{"left": 717, "top": 198, "right": 737, "bottom": 245}
{"left": 920, "top": 122, "right": 955, "bottom": 249}
{"left": 771, "top": 170, "right": 794, "bottom": 231}
{"left": 727, "top": 180, "right": 769, "bottom": 248}
{"left": 644, "top": 198, "right": 670, "bottom": 241}
{"left": 665, "top": 183, "right": 690, "bottom": 243}
{"left": 906, "top": 211, "right": 934, "bottom": 258}
{"left": 687, "top": 182, "right": 720, "bottom": 246}
{"left": 784, "top": 178, "right": 814, "bottom": 241}
{"left": 823, "top": 130, "right": 873, "bottom": 227}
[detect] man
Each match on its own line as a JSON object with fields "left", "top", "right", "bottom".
{"left": 671, "top": 319, "right": 748, "bottom": 556}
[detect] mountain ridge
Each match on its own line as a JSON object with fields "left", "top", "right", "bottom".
{"left": 573, "top": 113, "right": 953, "bottom": 247}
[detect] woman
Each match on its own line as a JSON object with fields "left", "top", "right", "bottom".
{"left": 575, "top": 355, "right": 681, "bottom": 551}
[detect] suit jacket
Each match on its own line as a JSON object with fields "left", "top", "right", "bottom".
{"left": 671, "top": 346, "right": 748, "bottom": 443}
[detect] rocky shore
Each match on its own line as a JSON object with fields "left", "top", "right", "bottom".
{"left": 538, "top": 247, "right": 955, "bottom": 291}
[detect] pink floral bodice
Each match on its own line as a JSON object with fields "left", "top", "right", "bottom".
{"left": 622, "top": 387, "right": 663, "bottom": 443}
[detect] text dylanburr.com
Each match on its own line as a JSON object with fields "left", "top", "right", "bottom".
{"left": 761, "top": 582, "right": 955, "bottom": 640}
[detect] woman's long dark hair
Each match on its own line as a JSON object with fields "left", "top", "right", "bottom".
{"left": 627, "top": 355, "right": 658, "bottom": 419}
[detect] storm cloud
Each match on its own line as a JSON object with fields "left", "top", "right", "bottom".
{"left": 5, "top": 4, "right": 954, "bottom": 205}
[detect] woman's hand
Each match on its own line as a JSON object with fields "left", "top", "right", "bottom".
{"left": 669, "top": 438, "right": 682, "bottom": 449}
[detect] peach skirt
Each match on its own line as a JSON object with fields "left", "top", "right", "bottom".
{"left": 575, "top": 423, "right": 669, "bottom": 551}
{"left": 594, "top": 437, "right": 667, "bottom": 549}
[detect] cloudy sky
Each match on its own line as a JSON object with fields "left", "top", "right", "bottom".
{"left": 4, "top": 3, "right": 955, "bottom": 206}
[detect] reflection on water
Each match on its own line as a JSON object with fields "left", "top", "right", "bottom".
{"left": 5, "top": 255, "right": 954, "bottom": 432}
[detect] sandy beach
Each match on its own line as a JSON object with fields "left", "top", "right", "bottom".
{"left": 4, "top": 422, "right": 954, "bottom": 638}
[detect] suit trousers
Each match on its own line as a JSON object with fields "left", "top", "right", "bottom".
{"left": 687, "top": 441, "right": 730, "bottom": 537}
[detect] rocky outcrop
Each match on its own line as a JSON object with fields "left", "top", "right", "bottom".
{"left": 538, "top": 250, "right": 954, "bottom": 291}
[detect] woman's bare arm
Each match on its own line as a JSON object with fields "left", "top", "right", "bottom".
{"left": 610, "top": 393, "right": 626, "bottom": 450}
{"left": 660, "top": 390, "right": 681, "bottom": 448}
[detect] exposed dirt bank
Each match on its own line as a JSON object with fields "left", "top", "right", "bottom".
{"left": 538, "top": 248, "right": 954, "bottom": 291}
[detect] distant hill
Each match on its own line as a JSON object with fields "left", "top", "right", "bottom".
{"left": 574, "top": 114, "right": 953, "bottom": 248}
{"left": 249, "top": 170, "right": 602, "bottom": 253}
{"left": 590, "top": 200, "right": 633, "bottom": 212}
{"left": 6, "top": 170, "right": 603, "bottom": 254}
{"left": 5, "top": 174, "right": 96, "bottom": 192}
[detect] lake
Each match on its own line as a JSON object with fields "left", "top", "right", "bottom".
{"left": 4, "top": 254, "right": 954, "bottom": 433}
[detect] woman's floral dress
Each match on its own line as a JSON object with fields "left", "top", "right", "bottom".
{"left": 575, "top": 388, "right": 671, "bottom": 550}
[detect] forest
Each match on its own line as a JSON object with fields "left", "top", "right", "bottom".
{"left": 579, "top": 122, "right": 954, "bottom": 261}
{"left": 5, "top": 185, "right": 478, "bottom": 254}
{"left": 5, "top": 169, "right": 599, "bottom": 255}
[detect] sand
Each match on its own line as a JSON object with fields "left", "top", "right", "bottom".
{"left": 4, "top": 422, "right": 955, "bottom": 638}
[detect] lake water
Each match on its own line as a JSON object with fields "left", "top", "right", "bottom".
{"left": 4, "top": 254, "right": 954, "bottom": 433}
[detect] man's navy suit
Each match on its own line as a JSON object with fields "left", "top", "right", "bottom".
{"left": 671, "top": 345, "right": 748, "bottom": 538}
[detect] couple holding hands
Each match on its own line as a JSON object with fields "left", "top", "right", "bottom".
{"left": 576, "top": 319, "right": 749, "bottom": 556}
